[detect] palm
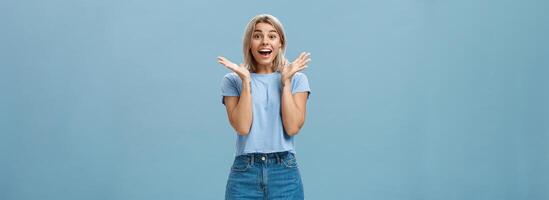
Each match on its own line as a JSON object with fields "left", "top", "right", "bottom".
{"left": 217, "top": 56, "right": 250, "bottom": 80}
{"left": 281, "top": 52, "right": 311, "bottom": 82}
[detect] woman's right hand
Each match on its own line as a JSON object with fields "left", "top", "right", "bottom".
{"left": 217, "top": 56, "right": 251, "bottom": 81}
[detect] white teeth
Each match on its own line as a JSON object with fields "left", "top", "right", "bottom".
{"left": 258, "top": 49, "right": 272, "bottom": 56}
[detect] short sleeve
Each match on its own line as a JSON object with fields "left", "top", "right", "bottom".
{"left": 291, "top": 72, "right": 311, "bottom": 99}
{"left": 221, "top": 73, "right": 241, "bottom": 104}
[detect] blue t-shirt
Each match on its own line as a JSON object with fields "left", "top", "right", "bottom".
{"left": 221, "top": 72, "right": 311, "bottom": 156}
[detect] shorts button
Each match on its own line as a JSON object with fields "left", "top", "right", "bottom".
{"left": 261, "top": 156, "right": 266, "bottom": 161}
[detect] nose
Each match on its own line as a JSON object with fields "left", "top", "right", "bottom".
{"left": 261, "top": 38, "right": 269, "bottom": 45}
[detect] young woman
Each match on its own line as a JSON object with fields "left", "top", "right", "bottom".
{"left": 217, "top": 14, "right": 311, "bottom": 200}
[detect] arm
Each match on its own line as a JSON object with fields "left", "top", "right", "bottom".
{"left": 223, "top": 79, "right": 253, "bottom": 135}
{"left": 280, "top": 52, "right": 311, "bottom": 136}
{"left": 281, "top": 81, "right": 309, "bottom": 136}
{"left": 218, "top": 56, "right": 253, "bottom": 136}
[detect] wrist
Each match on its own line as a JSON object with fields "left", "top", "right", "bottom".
{"left": 241, "top": 76, "right": 251, "bottom": 83}
{"left": 281, "top": 79, "right": 291, "bottom": 87}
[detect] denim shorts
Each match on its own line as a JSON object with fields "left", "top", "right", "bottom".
{"left": 225, "top": 151, "right": 304, "bottom": 200}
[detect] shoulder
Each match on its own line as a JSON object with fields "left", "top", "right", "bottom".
{"left": 292, "top": 72, "right": 309, "bottom": 81}
{"left": 221, "top": 73, "right": 241, "bottom": 87}
{"left": 223, "top": 72, "right": 238, "bottom": 79}
{"left": 222, "top": 72, "right": 241, "bottom": 83}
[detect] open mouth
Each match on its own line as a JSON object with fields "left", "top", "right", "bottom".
{"left": 258, "top": 49, "right": 272, "bottom": 56}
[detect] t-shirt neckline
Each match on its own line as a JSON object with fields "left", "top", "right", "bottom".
{"left": 251, "top": 72, "right": 279, "bottom": 77}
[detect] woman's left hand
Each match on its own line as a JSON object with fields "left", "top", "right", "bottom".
{"left": 281, "top": 52, "right": 311, "bottom": 83}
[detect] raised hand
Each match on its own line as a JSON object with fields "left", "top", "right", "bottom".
{"left": 281, "top": 52, "right": 311, "bottom": 83}
{"left": 217, "top": 56, "right": 251, "bottom": 81}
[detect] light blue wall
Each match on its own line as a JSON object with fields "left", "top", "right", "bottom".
{"left": 1, "top": 0, "right": 548, "bottom": 199}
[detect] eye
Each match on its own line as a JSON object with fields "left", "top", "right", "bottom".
{"left": 269, "top": 35, "right": 277, "bottom": 39}
{"left": 253, "top": 34, "right": 261, "bottom": 39}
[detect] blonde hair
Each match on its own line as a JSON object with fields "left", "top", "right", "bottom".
{"left": 242, "top": 14, "right": 287, "bottom": 73}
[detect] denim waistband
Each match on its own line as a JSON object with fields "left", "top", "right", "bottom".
{"left": 238, "top": 151, "right": 293, "bottom": 165}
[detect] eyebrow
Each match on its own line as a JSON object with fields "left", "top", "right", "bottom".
{"left": 253, "top": 30, "right": 278, "bottom": 33}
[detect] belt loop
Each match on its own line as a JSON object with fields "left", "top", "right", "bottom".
{"left": 275, "top": 153, "right": 281, "bottom": 164}
{"left": 250, "top": 154, "right": 254, "bottom": 165}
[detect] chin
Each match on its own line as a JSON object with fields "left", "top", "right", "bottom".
{"left": 252, "top": 57, "right": 275, "bottom": 67}
{"left": 257, "top": 61, "right": 273, "bottom": 66}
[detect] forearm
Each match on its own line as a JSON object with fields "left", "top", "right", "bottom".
{"left": 230, "top": 79, "right": 253, "bottom": 135}
{"left": 281, "top": 80, "right": 305, "bottom": 136}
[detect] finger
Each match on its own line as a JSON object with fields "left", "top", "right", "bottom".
{"left": 295, "top": 52, "right": 306, "bottom": 62}
{"left": 304, "top": 53, "right": 311, "bottom": 60}
{"left": 299, "top": 52, "right": 307, "bottom": 59}
{"left": 300, "top": 62, "right": 310, "bottom": 69}
{"left": 219, "top": 58, "right": 237, "bottom": 68}
{"left": 300, "top": 53, "right": 310, "bottom": 63}
{"left": 294, "top": 59, "right": 308, "bottom": 68}
{"left": 291, "top": 52, "right": 303, "bottom": 64}
{"left": 219, "top": 59, "right": 230, "bottom": 67}
{"left": 218, "top": 59, "right": 228, "bottom": 66}
{"left": 218, "top": 58, "right": 226, "bottom": 65}
{"left": 219, "top": 61, "right": 235, "bottom": 70}
{"left": 300, "top": 52, "right": 310, "bottom": 61}
{"left": 219, "top": 56, "right": 233, "bottom": 63}
{"left": 297, "top": 52, "right": 311, "bottom": 65}
{"left": 304, "top": 58, "right": 311, "bottom": 65}
{"left": 296, "top": 59, "right": 310, "bottom": 70}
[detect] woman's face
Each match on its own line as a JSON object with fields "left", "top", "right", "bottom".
{"left": 250, "top": 22, "right": 282, "bottom": 68}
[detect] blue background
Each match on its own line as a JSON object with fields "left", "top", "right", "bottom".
{"left": 1, "top": 0, "right": 548, "bottom": 199}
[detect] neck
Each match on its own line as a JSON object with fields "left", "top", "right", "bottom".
{"left": 255, "top": 65, "right": 274, "bottom": 74}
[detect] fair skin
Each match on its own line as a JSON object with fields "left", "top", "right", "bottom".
{"left": 217, "top": 22, "right": 311, "bottom": 136}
